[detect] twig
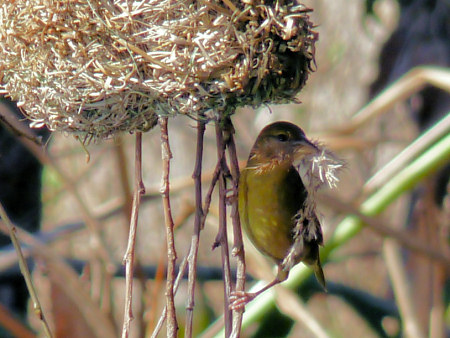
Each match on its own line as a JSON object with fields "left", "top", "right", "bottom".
{"left": 0, "top": 220, "right": 117, "bottom": 337}
{"left": 200, "top": 161, "right": 222, "bottom": 228}
{"left": 114, "top": 137, "right": 134, "bottom": 220}
{"left": 151, "top": 257, "right": 189, "bottom": 338}
{"left": 0, "top": 202, "right": 53, "bottom": 337}
{"left": 146, "top": 202, "right": 195, "bottom": 335}
{"left": 223, "top": 118, "right": 246, "bottom": 337}
{"left": 122, "top": 132, "right": 145, "bottom": 338}
{"left": 115, "top": 135, "right": 147, "bottom": 336}
{"left": 146, "top": 246, "right": 167, "bottom": 335}
{"left": 185, "top": 119, "right": 206, "bottom": 338}
{"left": 214, "top": 120, "right": 233, "bottom": 336}
{"left": 159, "top": 117, "right": 178, "bottom": 338}
{"left": 163, "top": 142, "right": 223, "bottom": 338}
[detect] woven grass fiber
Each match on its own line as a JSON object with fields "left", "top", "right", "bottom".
{"left": 0, "top": 0, "right": 317, "bottom": 139}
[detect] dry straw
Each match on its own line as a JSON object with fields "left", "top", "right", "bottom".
{"left": 0, "top": 0, "right": 317, "bottom": 139}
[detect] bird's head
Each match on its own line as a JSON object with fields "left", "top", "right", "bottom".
{"left": 248, "top": 121, "right": 318, "bottom": 167}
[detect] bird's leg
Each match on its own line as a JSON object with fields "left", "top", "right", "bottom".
{"left": 229, "top": 277, "right": 281, "bottom": 310}
{"left": 229, "top": 267, "right": 289, "bottom": 310}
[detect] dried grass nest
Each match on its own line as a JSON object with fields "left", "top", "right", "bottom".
{"left": 0, "top": 0, "right": 317, "bottom": 139}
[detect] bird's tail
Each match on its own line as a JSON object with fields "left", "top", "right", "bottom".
{"left": 302, "top": 241, "right": 327, "bottom": 291}
{"left": 313, "top": 257, "right": 327, "bottom": 292}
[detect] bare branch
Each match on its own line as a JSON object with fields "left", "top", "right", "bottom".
{"left": 159, "top": 117, "right": 178, "bottom": 338}
{"left": 214, "top": 120, "right": 233, "bottom": 336}
{"left": 223, "top": 118, "right": 246, "bottom": 337}
{"left": 122, "top": 132, "right": 145, "bottom": 338}
{"left": 0, "top": 220, "right": 117, "bottom": 337}
{"left": 151, "top": 257, "right": 189, "bottom": 338}
{"left": 114, "top": 137, "right": 133, "bottom": 220}
{"left": 0, "top": 202, "right": 53, "bottom": 337}
{"left": 185, "top": 119, "right": 206, "bottom": 338}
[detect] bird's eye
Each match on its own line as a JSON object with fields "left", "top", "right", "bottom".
{"left": 276, "top": 133, "right": 288, "bottom": 142}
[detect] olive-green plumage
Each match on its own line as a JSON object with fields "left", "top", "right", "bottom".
{"left": 239, "top": 121, "right": 326, "bottom": 290}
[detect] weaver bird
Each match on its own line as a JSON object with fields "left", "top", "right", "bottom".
{"left": 232, "top": 121, "right": 326, "bottom": 309}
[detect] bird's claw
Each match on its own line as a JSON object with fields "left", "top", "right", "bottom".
{"left": 229, "top": 291, "right": 256, "bottom": 311}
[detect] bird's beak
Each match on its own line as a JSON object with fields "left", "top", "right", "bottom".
{"left": 293, "top": 138, "right": 319, "bottom": 157}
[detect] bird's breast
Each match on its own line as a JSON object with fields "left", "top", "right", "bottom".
{"left": 239, "top": 163, "right": 305, "bottom": 262}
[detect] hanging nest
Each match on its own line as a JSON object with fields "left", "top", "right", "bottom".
{"left": 0, "top": 0, "right": 317, "bottom": 139}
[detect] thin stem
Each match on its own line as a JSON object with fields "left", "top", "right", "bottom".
{"left": 122, "top": 132, "right": 145, "bottom": 338}
{"left": 116, "top": 135, "right": 147, "bottom": 337}
{"left": 185, "top": 120, "right": 206, "bottom": 338}
{"left": 151, "top": 257, "right": 189, "bottom": 338}
{"left": 114, "top": 137, "right": 133, "bottom": 220}
{"left": 146, "top": 203, "right": 194, "bottom": 336}
{"left": 159, "top": 117, "right": 178, "bottom": 338}
{"left": 223, "top": 118, "right": 246, "bottom": 337}
{"left": 201, "top": 161, "right": 222, "bottom": 228}
{"left": 146, "top": 241, "right": 168, "bottom": 334}
{"left": 0, "top": 212, "right": 117, "bottom": 338}
{"left": 0, "top": 202, "right": 53, "bottom": 337}
{"left": 214, "top": 120, "right": 233, "bottom": 336}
